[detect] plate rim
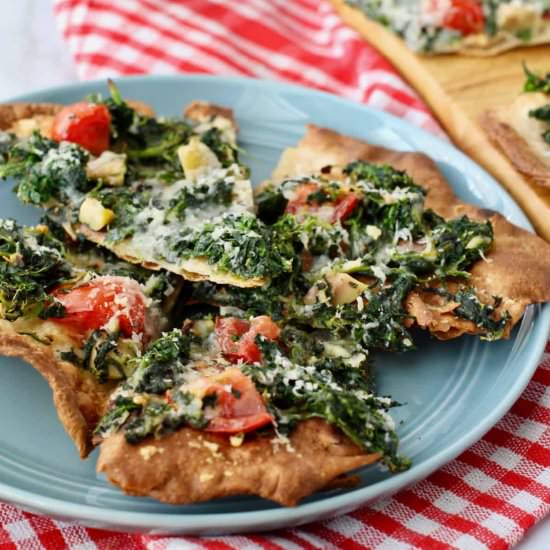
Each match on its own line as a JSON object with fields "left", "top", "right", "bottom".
{"left": 1, "top": 74, "right": 548, "bottom": 533}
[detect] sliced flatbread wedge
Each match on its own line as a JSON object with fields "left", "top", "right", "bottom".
{"left": 0, "top": 98, "right": 286, "bottom": 288}
{"left": 273, "top": 124, "right": 550, "bottom": 339}
{"left": 95, "top": 321, "right": 403, "bottom": 505}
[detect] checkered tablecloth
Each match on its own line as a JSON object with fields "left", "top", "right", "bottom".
{"left": 0, "top": 1, "right": 548, "bottom": 548}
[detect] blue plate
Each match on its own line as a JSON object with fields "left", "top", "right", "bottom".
{"left": 0, "top": 75, "right": 548, "bottom": 534}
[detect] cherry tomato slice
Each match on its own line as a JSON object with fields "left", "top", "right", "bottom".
{"left": 214, "top": 317, "right": 250, "bottom": 361}
{"left": 215, "top": 315, "right": 280, "bottom": 364}
{"left": 51, "top": 276, "right": 146, "bottom": 338}
{"left": 332, "top": 193, "right": 360, "bottom": 222}
{"left": 442, "top": 0, "right": 485, "bottom": 35}
{"left": 285, "top": 182, "right": 320, "bottom": 216}
{"left": 203, "top": 367, "right": 273, "bottom": 434}
{"left": 51, "top": 101, "right": 111, "bottom": 156}
{"left": 286, "top": 182, "right": 359, "bottom": 223}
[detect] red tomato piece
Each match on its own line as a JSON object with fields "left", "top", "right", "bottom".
{"left": 332, "top": 193, "right": 360, "bottom": 222}
{"left": 442, "top": 0, "right": 484, "bottom": 35}
{"left": 285, "top": 182, "right": 320, "bottom": 216}
{"left": 51, "top": 101, "right": 112, "bottom": 156}
{"left": 214, "top": 317, "right": 251, "bottom": 362}
{"left": 215, "top": 315, "right": 280, "bottom": 364}
{"left": 203, "top": 367, "right": 273, "bottom": 434}
{"left": 286, "top": 182, "right": 359, "bottom": 223}
{"left": 51, "top": 276, "right": 146, "bottom": 338}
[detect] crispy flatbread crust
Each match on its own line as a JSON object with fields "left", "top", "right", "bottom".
{"left": 0, "top": 101, "right": 155, "bottom": 138}
{"left": 97, "top": 418, "right": 380, "bottom": 506}
{"left": 184, "top": 101, "right": 236, "bottom": 126}
{"left": 273, "top": 125, "right": 550, "bottom": 338}
{"left": 0, "top": 320, "right": 112, "bottom": 457}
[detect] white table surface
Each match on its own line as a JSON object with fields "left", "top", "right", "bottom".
{"left": 0, "top": 1, "right": 547, "bottom": 547}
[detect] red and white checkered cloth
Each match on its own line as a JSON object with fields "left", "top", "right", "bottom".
{"left": 1, "top": 0, "right": 548, "bottom": 548}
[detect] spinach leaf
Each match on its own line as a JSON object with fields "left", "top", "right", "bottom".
{"left": 523, "top": 63, "right": 550, "bottom": 94}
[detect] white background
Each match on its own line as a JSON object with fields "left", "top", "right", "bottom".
{"left": 0, "top": 2, "right": 547, "bottom": 547}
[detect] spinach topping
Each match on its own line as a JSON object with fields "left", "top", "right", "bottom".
{"left": 200, "top": 127, "right": 241, "bottom": 168}
{"left": 168, "top": 178, "right": 234, "bottom": 221}
{"left": 170, "top": 212, "right": 295, "bottom": 280}
{"left": 290, "top": 272, "right": 416, "bottom": 352}
{"left": 95, "top": 325, "right": 408, "bottom": 471}
{"left": 242, "top": 336, "right": 409, "bottom": 471}
{"left": 94, "top": 330, "right": 205, "bottom": 442}
{"left": 91, "top": 81, "right": 242, "bottom": 182}
{"left": 0, "top": 134, "right": 90, "bottom": 205}
{"left": 256, "top": 183, "right": 288, "bottom": 225}
{"left": 61, "top": 329, "right": 140, "bottom": 383}
{"left": 226, "top": 161, "right": 503, "bottom": 344}
{"left": 0, "top": 219, "right": 72, "bottom": 320}
{"left": 41, "top": 217, "right": 179, "bottom": 302}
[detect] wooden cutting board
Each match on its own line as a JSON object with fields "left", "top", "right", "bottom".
{"left": 330, "top": 0, "right": 550, "bottom": 241}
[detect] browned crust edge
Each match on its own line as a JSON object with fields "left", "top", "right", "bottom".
{"left": 97, "top": 418, "right": 380, "bottom": 506}
{"left": 480, "top": 110, "right": 550, "bottom": 188}
{"left": 0, "top": 103, "right": 62, "bottom": 131}
{"left": 184, "top": 100, "right": 236, "bottom": 126}
{"left": 0, "top": 321, "right": 112, "bottom": 457}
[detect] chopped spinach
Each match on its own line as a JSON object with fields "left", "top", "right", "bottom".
{"left": 244, "top": 337, "right": 409, "bottom": 471}
{"left": 200, "top": 127, "right": 240, "bottom": 168}
{"left": 81, "top": 329, "right": 139, "bottom": 383}
{"left": 0, "top": 133, "right": 90, "bottom": 205}
{"left": 168, "top": 178, "right": 234, "bottom": 221}
{"left": 256, "top": 184, "right": 288, "bottom": 225}
{"left": 94, "top": 329, "right": 205, "bottom": 442}
{"left": 424, "top": 287, "right": 511, "bottom": 340}
{"left": 170, "top": 213, "right": 295, "bottom": 280}
{"left": 0, "top": 219, "right": 72, "bottom": 320}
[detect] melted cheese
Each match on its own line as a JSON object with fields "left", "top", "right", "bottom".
{"left": 498, "top": 92, "right": 550, "bottom": 167}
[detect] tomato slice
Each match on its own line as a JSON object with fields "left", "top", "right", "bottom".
{"left": 51, "top": 101, "right": 112, "bottom": 156}
{"left": 442, "top": 0, "right": 484, "bottom": 35}
{"left": 332, "top": 193, "right": 360, "bottom": 223}
{"left": 285, "top": 182, "right": 359, "bottom": 223}
{"left": 215, "top": 315, "right": 280, "bottom": 364}
{"left": 202, "top": 368, "right": 273, "bottom": 434}
{"left": 285, "top": 182, "right": 320, "bottom": 216}
{"left": 51, "top": 276, "right": 146, "bottom": 338}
